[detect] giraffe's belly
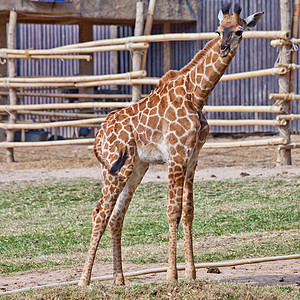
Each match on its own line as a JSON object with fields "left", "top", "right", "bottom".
{"left": 136, "top": 141, "right": 168, "bottom": 164}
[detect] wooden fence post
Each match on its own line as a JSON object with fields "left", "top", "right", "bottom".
{"left": 277, "top": 0, "right": 292, "bottom": 166}
{"left": 131, "top": 0, "right": 145, "bottom": 102}
{"left": 6, "top": 10, "right": 17, "bottom": 163}
{"left": 0, "top": 19, "right": 7, "bottom": 142}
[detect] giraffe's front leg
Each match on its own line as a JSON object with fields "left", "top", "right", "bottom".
{"left": 166, "top": 162, "right": 185, "bottom": 281}
{"left": 182, "top": 160, "right": 198, "bottom": 280}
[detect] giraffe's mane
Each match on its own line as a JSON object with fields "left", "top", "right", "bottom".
{"left": 156, "top": 37, "right": 219, "bottom": 87}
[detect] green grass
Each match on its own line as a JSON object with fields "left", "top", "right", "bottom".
{"left": 1, "top": 280, "right": 299, "bottom": 300}
{"left": 0, "top": 177, "right": 299, "bottom": 274}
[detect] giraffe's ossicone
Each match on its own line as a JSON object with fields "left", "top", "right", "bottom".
{"left": 79, "top": 3, "right": 263, "bottom": 287}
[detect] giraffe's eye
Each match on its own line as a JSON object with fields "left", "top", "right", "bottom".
{"left": 216, "top": 31, "right": 221, "bottom": 36}
{"left": 235, "top": 30, "right": 243, "bottom": 36}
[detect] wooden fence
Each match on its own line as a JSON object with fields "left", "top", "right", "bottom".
{"left": 0, "top": 0, "right": 299, "bottom": 165}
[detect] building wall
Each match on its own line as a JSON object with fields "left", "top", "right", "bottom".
{"left": 15, "top": 0, "right": 300, "bottom": 137}
{"left": 197, "top": 0, "right": 300, "bottom": 133}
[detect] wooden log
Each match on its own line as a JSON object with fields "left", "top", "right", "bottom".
{"left": 0, "top": 91, "right": 148, "bottom": 99}
{"left": 0, "top": 117, "right": 107, "bottom": 130}
{"left": 162, "top": 23, "right": 172, "bottom": 75}
{"left": 269, "top": 93, "right": 300, "bottom": 101}
{"left": 17, "top": 110, "right": 106, "bottom": 119}
{"left": 75, "top": 67, "right": 287, "bottom": 88}
{"left": 0, "top": 70, "right": 146, "bottom": 84}
{"left": 275, "top": 63, "right": 300, "bottom": 69}
{"left": 278, "top": 142, "right": 300, "bottom": 150}
{"left": 202, "top": 137, "right": 287, "bottom": 149}
{"left": 0, "top": 103, "right": 283, "bottom": 113}
{"left": 276, "top": 114, "right": 300, "bottom": 120}
{"left": 277, "top": 0, "right": 292, "bottom": 166}
{"left": 3, "top": 54, "right": 92, "bottom": 60}
{"left": 0, "top": 82, "right": 75, "bottom": 88}
{"left": 0, "top": 118, "right": 285, "bottom": 130}
{"left": 54, "top": 31, "right": 290, "bottom": 51}
{"left": 202, "top": 105, "right": 283, "bottom": 113}
{"left": 270, "top": 38, "right": 300, "bottom": 47}
{"left": 220, "top": 67, "right": 287, "bottom": 81}
{"left": 0, "top": 43, "right": 149, "bottom": 56}
{"left": 75, "top": 78, "right": 159, "bottom": 87}
{"left": 7, "top": 107, "right": 282, "bottom": 118}
{"left": 87, "top": 137, "right": 288, "bottom": 151}
{"left": 132, "top": 1, "right": 145, "bottom": 103}
{"left": 6, "top": 11, "right": 17, "bottom": 163}
{"left": 289, "top": 0, "right": 300, "bottom": 95}
{"left": 1, "top": 137, "right": 287, "bottom": 150}
{"left": 0, "top": 138, "right": 95, "bottom": 148}
{"left": 0, "top": 102, "right": 130, "bottom": 111}
{"left": 207, "top": 119, "right": 286, "bottom": 126}
{"left": 141, "top": 0, "right": 156, "bottom": 70}
{"left": 0, "top": 67, "right": 287, "bottom": 89}
{"left": 110, "top": 25, "right": 119, "bottom": 91}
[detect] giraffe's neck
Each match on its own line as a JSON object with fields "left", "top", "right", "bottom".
{"left": 184, "top": 37, "right": 239, "bottom": 111}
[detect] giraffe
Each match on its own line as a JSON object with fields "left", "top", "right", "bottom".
{"left": 78, "top": 3, "right": 263, "bottom": 286}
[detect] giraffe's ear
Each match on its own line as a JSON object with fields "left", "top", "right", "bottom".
{"left": 244, "top": 12, "right": 264, "bottom": 29}
{"left": 218, "top": 10, "right": 224, "bottom": 24}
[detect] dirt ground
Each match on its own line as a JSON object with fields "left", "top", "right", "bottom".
{"left": 0, "top": 134, "right": 300, "bottom": 294}
{"left": 1, "top": 134, "right": 300, "bottom": 182}
{"left": 1, "top": 259, "right": 300, "bottom": 294}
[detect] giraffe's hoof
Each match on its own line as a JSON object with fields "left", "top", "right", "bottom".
{"left": 78, "top": 279, "right": 89, "bottom": 286}
{"left": 166, "top": 270, "right": 178, "bottom": 281}
{"left": 185, "top": 268, "right": 196, "bottom": 280}
{"left": 114, "top": 273, "right": 125, "bottom": 286}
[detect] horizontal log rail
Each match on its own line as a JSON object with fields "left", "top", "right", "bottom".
{"left": 1, "top": 105, "right": 282, "bottom": 120}
{"left": 0, "top": 67, "right": 287, "bottom": 89}
{"left": 53, "top": 31, "right": 290, "bottom": 50}
{"left": 17, "top": 110, "right": 106, "bottom": 119}
{"left": 0, "top": 71, "right": 146, "bottom": 84}
{"left": 0, "top": 71, "right": 147, "bottom": 88}
{"left": 203, "top": 105, "right": 283, "bottom": 113}
{"left": 0, "top": 92, "right": 148, "bottom": 100}
{"left": 0, "top": 137, "right": 287, "bottom": 149}
{"left": 269, "top": 93, "right": 300, "bottom": 101}
{"left": 0, "top": 54, "right": 92, "bottom": 61}
{"left": 276, "top": 63, "right": 300, "bottom": 69}
{"left": 276, "top": 114, "right": 300, "bottom": 120}
{"left": 202, "top": 137, "right": 287, "bottom": 149}
{"left": 0, "top": 102, "right": 130, "bottom": 111}
{"left": 0, "top": 117, "right": 106, "bottom": 130}
{"left": 208, "top": 119, "right": 286, "bottom": 126}
{"left": 0, "top": 103, "right": 283, "bottom": 113}
{"left": 0, "top": 43, "right": 149, "bottom": 58}
{"left": 0, "top": 118, "right": 286, "bottom": 130}
{"left": 278, "top": 142, "right": 300, "bottom": 150}
{"left": 270, "top": 38, "right": 300, "bottom": 47}
{"left": 75, "top": 67, "right": 287, "bottom": 88}
{"left": 0, "top": 139, "right": 95, "bottom": 148}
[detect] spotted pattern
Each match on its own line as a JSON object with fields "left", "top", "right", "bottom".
{"left": 78, "top": 15, "right": 243, "bottom": 287}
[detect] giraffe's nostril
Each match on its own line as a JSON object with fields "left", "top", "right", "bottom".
{"left": 221, "top": 44, "right": 229, "bottom": 51}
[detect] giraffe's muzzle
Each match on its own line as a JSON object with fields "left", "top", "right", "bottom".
{"left": 219, "top": 44, "right": 230, "bottom": 57}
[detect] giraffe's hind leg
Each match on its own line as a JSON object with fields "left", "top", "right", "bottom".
{"left": 109, "top": 159, "right": 149, "bottom": 286}
{"left": 78, "top": 170, "right": 129, "bottom": 286}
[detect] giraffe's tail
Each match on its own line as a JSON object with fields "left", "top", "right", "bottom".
{"left": 109, "top": 148, "right": 128, "bottom": 175}
{"left": 94, "top": 143, "right": 128, "bottom": 175}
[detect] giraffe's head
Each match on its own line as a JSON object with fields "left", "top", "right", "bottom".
{"left": 216, "top": 3, "right": 264, "bottom": 57}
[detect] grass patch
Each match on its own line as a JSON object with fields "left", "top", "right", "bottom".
{"left": 0, "top": 177, "right": 299, "bottom": 274}
{"left": 2, "top": 280, "right": 299, "bottom": 300}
